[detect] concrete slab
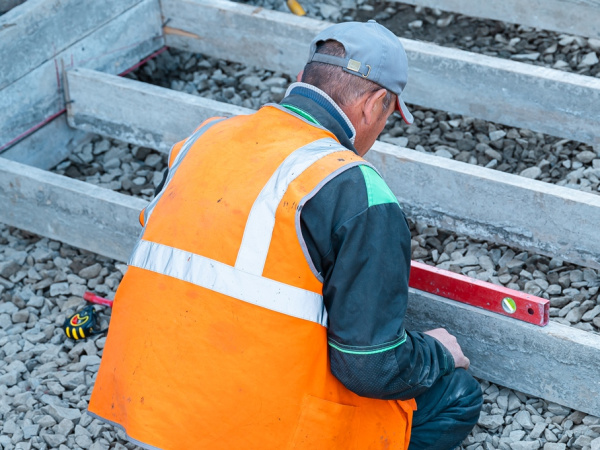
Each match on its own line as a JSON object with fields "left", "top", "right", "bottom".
{"left": 1, "top": 114, "right": 89, "bottom": 170}
{"left": 65, "top": 68, "right": 250, "bottom": 154}
{"left": 368, "top": 141, "right": 600, "bottom": 271}
{"left": 0, "top": 157, "right": 144, "bottom": 262}
{"left": 0, "top": 0, "right": 26, "bottom": 14}
{"left": 0, "top": 0, "right": 143, "bottom": 90}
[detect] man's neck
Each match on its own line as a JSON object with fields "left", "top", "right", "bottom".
{"left": 280, "top": 82, "right": 357, "bottom": 151}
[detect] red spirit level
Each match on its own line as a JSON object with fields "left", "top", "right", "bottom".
{"left": 409, "top": 261, "right": 550, "bottom": 326}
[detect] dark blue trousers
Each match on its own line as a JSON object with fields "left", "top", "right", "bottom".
{"left": 409, "top": 369, "right": 483, "bottom": 450}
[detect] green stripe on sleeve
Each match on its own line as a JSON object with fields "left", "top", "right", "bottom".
{"left": 328, "top": 332, "right": 407, "bottom": 355}
{"left": 359, "top": 165, "right": 399, "bottom": 207}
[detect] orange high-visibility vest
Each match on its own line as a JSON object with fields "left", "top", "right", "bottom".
{"left": 88, "top": 105, "right": 416, "bottom": 449}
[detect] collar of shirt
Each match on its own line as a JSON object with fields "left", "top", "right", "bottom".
{"left": 278, "top": 82, "right": 357, "bottom": 153}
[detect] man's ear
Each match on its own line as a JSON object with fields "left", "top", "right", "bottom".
{"left": 296, "top": 70, "right": 304, "bottom": 82}
{"left": 362, "top": 88, "right": 388, "bottom": 125}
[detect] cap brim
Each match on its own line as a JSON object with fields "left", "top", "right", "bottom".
{"left": 396, "top": 96, "right": 413, "bottom": 125}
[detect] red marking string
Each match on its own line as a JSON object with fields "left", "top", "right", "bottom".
{"left": 119, "top": 46, "right": 167, "bottom": 76}
{"left": 0, "top": 109, "right": 67, "bottom": 153}
{"left": 0, "top": 45, "right": 168, "bottom": 154}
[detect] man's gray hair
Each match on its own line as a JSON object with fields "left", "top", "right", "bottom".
{"left": 302, "top": 40, "right": 394, "bottom": 113}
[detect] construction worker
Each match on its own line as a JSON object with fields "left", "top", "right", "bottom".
{"left": 88, "top": 21, "right": 482, "bottom": 449}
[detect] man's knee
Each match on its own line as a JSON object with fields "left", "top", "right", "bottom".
{"left": 449, "top": 368, "right": 483, "bottom": 423}
{"left": 409, "top": 370, "right": 483, "bottom": 450}
{"left": 413, "top": 368, "right": 483, "bottom": 426}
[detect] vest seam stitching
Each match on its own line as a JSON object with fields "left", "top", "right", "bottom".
{"left": 295, "top": 159, "right": 370, "bottom": 283}
{"left": 235, "top": 137, "right": 341, "bottom": 275}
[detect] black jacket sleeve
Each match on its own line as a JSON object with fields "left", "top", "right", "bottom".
{"left": 300, "top": 166, "right": 454, "bottom": 400}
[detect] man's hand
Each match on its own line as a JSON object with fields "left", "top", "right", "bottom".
{"left": 424, "top": 328, "right": 470, "bottom": 370}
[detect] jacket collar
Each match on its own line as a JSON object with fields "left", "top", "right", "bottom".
{"left": 278, "top": 82, "right": 357, "bottom": 153}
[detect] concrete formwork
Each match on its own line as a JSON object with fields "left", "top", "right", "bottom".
{"left": 1, "top": 0, "right": 600, "bottom": 418}
{"left": 65, "top": 68, "right": 600, "bottom": 270}
{"left": 0, "top": 0, "right": 164, "bottom": 168}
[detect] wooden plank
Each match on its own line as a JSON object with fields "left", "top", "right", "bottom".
{"left": 392, "top": 0, "right": 600, "bottom": 40}
{"left": 65, "top": 69, "right": 600, "bottom": 270}
{"left": 0, "top": 158, "right": 144, "bottom": 263}
{"left": 1, "top": 156, "right": 598, "bottom": 414}
{"left": 0, "top": 0, "right": 164, "bottom": 154}
{"left": 161, "top": 0, "right": 600, "bottom": 146}
{"left": 406, "top": 289, "right": 600, "bottom": 416}
{"left": 0, "top": 0, "right": 143, "bottom": 90}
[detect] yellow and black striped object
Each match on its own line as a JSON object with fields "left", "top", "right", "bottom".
{"left": 63, "top": 305, "right": 98, "bottom": 340}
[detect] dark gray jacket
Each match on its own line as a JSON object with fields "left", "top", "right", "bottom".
{"left": 283, "top": 83, "right": 454, "bottom": 400}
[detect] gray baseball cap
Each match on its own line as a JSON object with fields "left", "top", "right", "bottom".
{"left": 307, "top": 20, "right": 413, "bottom": 124}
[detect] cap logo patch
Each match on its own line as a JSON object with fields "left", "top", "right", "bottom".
{"left": 347, "top": 59, "right": 361, "bottom": 72}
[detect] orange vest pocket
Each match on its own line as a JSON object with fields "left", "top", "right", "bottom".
{"left": 289, "top": 395, "right": 357, "bottom": 450}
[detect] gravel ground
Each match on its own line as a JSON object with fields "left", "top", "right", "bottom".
{"left": 1, "top": 222, "right": 600, "bottom": 449}
{"left": 0, "top": 225, "right": 136, "bottom": 450}
{"left": 3, "top": 0, "right": 600, "bottom": 448}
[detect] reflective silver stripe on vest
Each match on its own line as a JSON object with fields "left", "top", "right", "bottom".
{"left": 235, "top": 137, "right": 345, "bottom": 275}
{"left": 129, "top": 239, "right": 328, "bottom": 327}
{"left": 142, "top": 118, "right": 225, "bottom": 226}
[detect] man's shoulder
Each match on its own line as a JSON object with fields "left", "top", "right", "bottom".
{"left": 312, "top": 164, "right": 368, "bottom": 216}
{"left": 302, "top": 163, "right": 403, "bottom": 230}
{"left": 316, "top": 163, "right": 400, "bottom": 210}
{"left": 355, "top": 165, "right": 400, "bottom": 208}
